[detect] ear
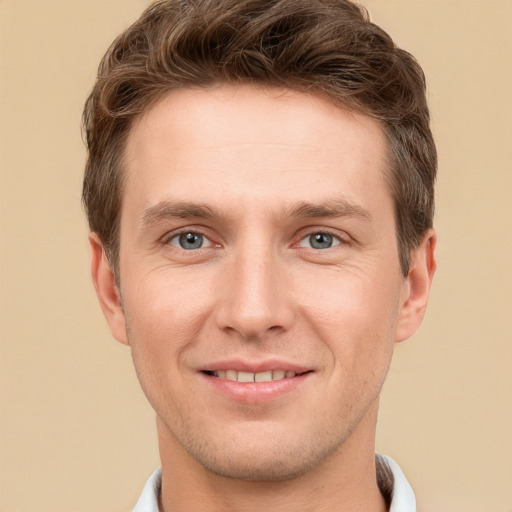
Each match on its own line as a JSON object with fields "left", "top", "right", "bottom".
{"left": 396, "top": 229, "right": 437, "bottom": 343}
{"left": 89, "top": 232, "right": 129, "bottom": 346}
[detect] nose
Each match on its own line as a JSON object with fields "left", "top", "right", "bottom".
{"left": 214, "top": 241, "right": 295, "bottom": 340}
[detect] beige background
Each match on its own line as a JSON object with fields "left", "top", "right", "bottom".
{"left": 1, "top": 1, "right": 511, "bottom": 511}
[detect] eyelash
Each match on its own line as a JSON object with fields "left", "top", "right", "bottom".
{"left": 163, "top": 228, "right": 348, "bottom": 252}
{"left": 164, "top": 230, "right": 217, "bottom": 251}
{"left": 296, "top": 230, "right": 346, "bottom": 250}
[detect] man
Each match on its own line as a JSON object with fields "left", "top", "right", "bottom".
{"left": 83, "top": 1, "right": 437, "bottom": 510}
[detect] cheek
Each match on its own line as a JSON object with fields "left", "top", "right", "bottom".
{"left": 296, "top": 266, "right": 401, "bottom": 366}
{"left": 122, "top": 269, "right": 216, "bottom": 362}
{"left": 298, "top": 264, "right": 402, "bottom": 326}
{"left": 121, "top": 272, "right": 213, "bottom": 415}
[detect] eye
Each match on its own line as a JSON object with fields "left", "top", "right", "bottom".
{"left": 299, "top": 232, "right": 342, "bottom": 250}
{"left": 169, "top": 232, "right": 212, "bottom": 250}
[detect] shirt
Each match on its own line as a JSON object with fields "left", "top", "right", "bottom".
{"left": 132, "top": 454, "right": 416, "bottom": 512}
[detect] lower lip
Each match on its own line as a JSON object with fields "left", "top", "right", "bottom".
{"left": 200, "top": 372, "right": 312, "bottom": 404}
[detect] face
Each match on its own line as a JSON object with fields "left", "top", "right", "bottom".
{"left": 91, "top": 85, "right": 435, "bottom": 481}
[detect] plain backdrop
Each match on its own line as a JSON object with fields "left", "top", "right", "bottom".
{"left": 1, "top": 1, "right": 511, "bottom": 511}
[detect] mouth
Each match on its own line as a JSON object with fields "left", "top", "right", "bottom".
{"left": 202, "top": 369, "right": 311, "bottom": 383}
{"left": 199, "top": 361, "right": 314, "bottom": 403}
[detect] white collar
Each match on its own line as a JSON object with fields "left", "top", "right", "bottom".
{"left": 133, "top": 455, "right": 416, "bottom": 512}
{"left": 379, "top": 455, "right": 417, "bottom": 512}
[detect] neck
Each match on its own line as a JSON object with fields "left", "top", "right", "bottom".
{"left": 156, "top": 405, "right": 387, "bottom": 512}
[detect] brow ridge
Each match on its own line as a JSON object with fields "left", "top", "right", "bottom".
{"left": 285, "top": 199, "right": 373, "bottom": 221}
{"left": 139, "top": 197, "right": 373, "bottom": 229}
{"left": 140, "top": 201, "right": 215, "bottom": 228}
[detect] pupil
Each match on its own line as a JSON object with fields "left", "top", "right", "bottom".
{"left": 179, "top": 232, "right": 202, "bottom": 250}
{"left": 310, "top": 233, "right": 332, "bottom": 249}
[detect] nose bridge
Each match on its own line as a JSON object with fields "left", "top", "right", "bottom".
{"left": 216, "top": 234, "right": 293, "bottom": 339}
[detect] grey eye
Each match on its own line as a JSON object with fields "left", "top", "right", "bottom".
{"left": 309, "top": 233, "right": 333, "bottom": 249}
{"left": 176, "top": 232, "right": 204, "bottom": 250}
{"left": 299, "top": 232, "right": 341, "bottom": 250}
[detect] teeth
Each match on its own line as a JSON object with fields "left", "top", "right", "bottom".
{"left": 238, "top": 371, "right": 254, "bottom": 383}
{"left": 272, "top": 370, "right": 285, "bottom": 380}
{"left": 255, "top": 371, "right": 272, "bottom": 382}
{"left": 226, "top": 370, "right": 237, "bottom": 381}
{"left": 211, "top": 370, "right": 298, "bottom": 382}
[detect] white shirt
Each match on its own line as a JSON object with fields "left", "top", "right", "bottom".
{"left": 133, "top": 454, "right": 416, "bottom": 512}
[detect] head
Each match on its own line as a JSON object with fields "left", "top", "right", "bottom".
{"left": 82, "top": 0, "right": 436, "bottom": 280}
{"left": 84, "top": 0, "right": 437, "bottom": 485}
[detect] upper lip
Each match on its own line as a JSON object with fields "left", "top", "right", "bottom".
{"left": 199, "top": 359, "right": 312, "bottom": 374}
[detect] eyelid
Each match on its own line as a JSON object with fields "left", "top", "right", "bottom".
{"left": 298, "top": 234, "right": 340, "bottom": 249}
{"left": 159, "top": 225, "right": 350, "bottom": 251}
{"left": 162, "top": 227, "right": 219, "bottom": 249}
{"left": 294, "top": 227, "right": 350, "bottom": 248}
{"left": 170, "top": 233, "right": 213, "bottom": 249}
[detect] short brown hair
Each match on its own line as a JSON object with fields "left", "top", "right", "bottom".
{"left": 82, "top": 0, "right": 436, "bottom": 277}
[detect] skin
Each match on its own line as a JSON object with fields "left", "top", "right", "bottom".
{"left": 90, "top": 85, "right": 436, "bottom": 512}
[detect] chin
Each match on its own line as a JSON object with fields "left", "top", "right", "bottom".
{"left": 200, "top": 454, "right": 314, "bottom": 482}
{"left": 178, "top": 424, "right": 346, "bottom": 482}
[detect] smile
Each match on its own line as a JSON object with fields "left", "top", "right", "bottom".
{"left": 201, "top": 367, "right": 313, "bottom": 404}
{"left": 204, "top": 369, "right": 307, "bottom": 382}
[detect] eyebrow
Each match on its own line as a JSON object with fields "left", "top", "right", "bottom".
{"left": 139, "top": 197, "right": 373, "bottom": 229}
{"left": 140, "top": 201, "right": 215, "bottom": 228}
{"left": 285, "top": 199, "right": 373, "bottom": 222}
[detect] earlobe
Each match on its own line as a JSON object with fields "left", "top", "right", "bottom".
{"left": 395, "top": 229, "right": 437, "bottom": 343}
{"left": 89, "top": 233, "right": 129, "bottom": 346}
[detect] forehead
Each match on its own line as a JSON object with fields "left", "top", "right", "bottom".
{"left": 122, "top": 85, "right": 391, "bottom": 218}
